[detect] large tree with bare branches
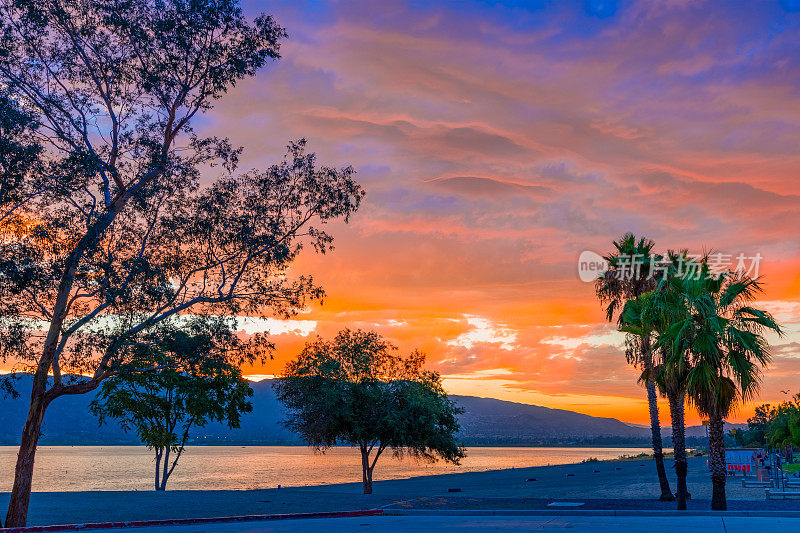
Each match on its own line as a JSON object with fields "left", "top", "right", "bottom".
{"left": 0, "top": 0, "right": 363, "bottom": 526}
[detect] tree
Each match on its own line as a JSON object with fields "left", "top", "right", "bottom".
{"left": 635, "top": 251, "right": 707, "bottom": 510}
{"left": 274, "top": 329, "right": 465, "bottom": 494}
{"left": 749, "top": 403, "right": 776, "bottom": 443}
{"left": 0, "top": 90, "right": 41, "bottom": 215}
{"left": 596, "top": 233, "right": 674, "bottom": 501}
{"left": 0, "top": 90, "right": 40, "bottom": 402}
{"left": 90, "top": 317, "right": 253, "bottom": 491}
{"left": 766, "top": 395, "right": 800, "bottom": 457}
{"left": 657, "top": 261, "right": 780, "bottom": 510}
{"left": 621, "top": 288, "right": 691, "bottom": 509}
{"left": 730, "top": 403, "right": 774, "bottom": 447}
{"left": 650, "top": 359, "right": 690, "bottom": 509}
{"left": 0, "top": 0, "right": 364, "bottom": 525}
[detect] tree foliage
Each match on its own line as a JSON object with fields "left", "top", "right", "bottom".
{"left": 595, "top": 233, "right": 659, "bottom": 327}
{"left": 0, "top": 0, "right": 363, "bottom": 525}
{"left": 729, "top": 403, "right": 775, "bottom": 448}
{"left": 758, "top": 395, "right": 800, "bottom": 450}
{"left": 90, "top": 316, "right": 253, "bottom": 490}
{"left": 655, "top": 261, "right": 780, "bottom": 423}
{"left": 597, "top": 233, "right": 674, "bottom": 502}
{"left": 730, "top": 395, "right": 800, "bottom": 451}
{"left": 628, "top": 254, "right": 781, "bottom": 511}
{"left": 621, "top": 281, "right": 691, "bottom": 509}
{"left": 274, "top": 329, "right": 465, "bottom": 494}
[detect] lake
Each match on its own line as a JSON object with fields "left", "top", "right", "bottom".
{"left": 0, "top": 446, "right": 656, "bottom": 492}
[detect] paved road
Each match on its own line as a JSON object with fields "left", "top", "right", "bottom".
{"left": 89, "top": 514, "right": 800, "bottom": 533}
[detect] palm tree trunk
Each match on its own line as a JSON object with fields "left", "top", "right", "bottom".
{"left": 646, "top": 380, "right": 674, "bottom": 501}
{"left": 667, "top": 390, "right": 688, "bottom": 510}
{"left": 708, "top": 412, "right": 727, "bottom": 511}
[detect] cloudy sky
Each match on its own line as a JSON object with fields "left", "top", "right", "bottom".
{"left": 204, "top": 0, "right": 800, "bottom": 425}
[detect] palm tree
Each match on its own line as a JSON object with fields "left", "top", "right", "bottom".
{"left": 622, "top": 291, "right": 690, "bottom": 509}
{"left": 658, "top": 262, "right": 780, "bottom": 510}
{"left": 595, "top": 233, "right": 674, "bottom": 501}
{"left": 653, "top": 360, "right": 690, "bottom": 509}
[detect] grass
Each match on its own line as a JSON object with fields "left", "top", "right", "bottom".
{"left": 612, "top": 451, "right": 689, "bottom": 462}
{"left": 580, "top": 450, "right": 700, "bottom": 465}
{"left": 784, "top": 463, "right": 800, "bottom": 473}
{"left": 616, "top": 452, "right": 654, "bottom": 461}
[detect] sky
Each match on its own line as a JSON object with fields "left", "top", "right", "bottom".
{"left": 196, "top": 0, "right": 800, "bottom": 425}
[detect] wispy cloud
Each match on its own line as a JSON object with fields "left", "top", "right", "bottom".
{"left": 202, "top": 0, "right": 800, "bottom": 423}
{"left": 446, "top": 316, "right": 519, "bottom": 351}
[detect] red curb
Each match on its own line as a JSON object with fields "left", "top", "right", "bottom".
{"left": 0, "top": 509, "right": 384, "bottom": 532}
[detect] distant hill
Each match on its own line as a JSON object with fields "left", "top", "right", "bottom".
{"left": 683, "top": 423, "right": 746, "bottom": 438}
{"left": 0, "top": 375, "right": 298, "bottom": 446}
{"left": 448, "top": 395, "right": 648, "bottom": 445}
{"left": 0, "top": 375, "right": 735, "bottom": 446}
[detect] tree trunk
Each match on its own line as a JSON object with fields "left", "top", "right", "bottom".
{"left": 646, "top": 380, "right": 674, "bottom": 501}
{"left": 360, "top": 446, "right": 373, "bottom": 495}
{"left": 4, "top": 153, "right": 150, "bottom": 527}
{"left": 154, "top": 448, "right": 163, "bottom": 491}
{"left": 708, "top": 412, "right": 727, "bottom": 511}
{"left": 364, "top": 466, "right": 373, "bottom": 495}
{"left": 5, "top": 386, "right": 50, "bottom": 527}
{"left": 667, "top": 390, "right": 688, "bottom": 510}
{"left": 159, "top": 447, "right": 171, "bottom": 491}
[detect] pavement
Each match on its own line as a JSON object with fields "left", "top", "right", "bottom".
{"left": 2, "top": 456, "right": 798, "bottom": 527}
{"left": 63, "top": 514, "right": 800, "bottom": 533}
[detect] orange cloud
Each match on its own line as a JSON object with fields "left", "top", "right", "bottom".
{"left": 9, "top": 1, "right": 800, "bottom": 427}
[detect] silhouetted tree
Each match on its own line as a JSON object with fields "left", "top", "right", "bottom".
{"left": 90, "top": 317, "right": 253, "bottom": 491}
{"left": 656, "top": 260, "right": 780, "bottom": 510}
{"left": 0, "top": 91, "right": 40, "bottom": 402}
{"left": 0, "top": 0, "right": 363, "bottom": 525}
{"left": 275, "top": 329, "right": 465, "bottom": 494}
{"left": 622, "top": 263, "right": 691, "bottom": 511}
{"left": 596, "top": 233, "right": 674, "bottom": 501}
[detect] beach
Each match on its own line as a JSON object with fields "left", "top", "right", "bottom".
{"left": 2, "top": 456, "right": 796, "bottom": 527}
{"left": 0, "top": 446, "right": 656, "bottom": 492}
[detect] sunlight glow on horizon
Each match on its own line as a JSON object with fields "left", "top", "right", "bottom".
{"left": 4, "top": 0, "right": 800, "bottom": 429}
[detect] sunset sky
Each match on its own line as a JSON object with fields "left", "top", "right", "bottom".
{"left": 201, "top": 0, "right": 800, "bottom": 425}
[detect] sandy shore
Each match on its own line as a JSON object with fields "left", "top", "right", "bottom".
{"left": 1, "top": 457, "right": 795, "bottom": 526}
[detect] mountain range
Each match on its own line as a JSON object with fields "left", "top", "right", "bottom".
{"left": 0, "top": 375, "right": 741, "bottom": 446}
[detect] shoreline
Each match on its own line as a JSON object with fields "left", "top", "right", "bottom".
{"left": 1, "top": 457, "right": 784, "bottom": 527}
{"left": 0, "top": 445, "right": 661, "bottom": 493}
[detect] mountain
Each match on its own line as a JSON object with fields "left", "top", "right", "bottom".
{"left": 683, "top": 423, "right": 746, "bottom": 438}
{"left": 0, "top": 375, "right": 678, "bottom": 446}
{"left": 448, "top": 395, "right": 648, "bottom": 445}
{"left": 0, "top": 375, "right": 298, "bottom": 446}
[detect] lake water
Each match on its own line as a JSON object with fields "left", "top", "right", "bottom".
{"left": 0, "top": 446, "right": 655, "bottom": 492}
